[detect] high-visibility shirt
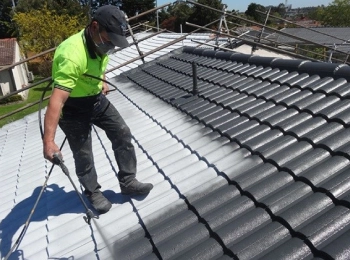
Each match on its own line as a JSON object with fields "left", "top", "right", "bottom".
{"left": 52, "top": 29, "right": 109, "bottom": 98}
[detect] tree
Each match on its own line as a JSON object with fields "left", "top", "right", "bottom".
{"left": 15, "top": 0, "right": 46, "bottom": 12}
{"left": 0, "top": 0, "right": 15, "bottom": 38}
{"left": 226, "top": 9, "right": 243, "bottom": 27}
{"left": 120, "top": 0, "right": 155, "bottom": 24}
{"left": 311, "top": 0, "right": 350, "bottom": 26}
{"left": 187, "top": 0, "right": 223, "bottom": 30}
{"left": 16, "top": 0, "right": 90, "bottom": 21}
{"left": 161, "top": 16, "right": 176, "bottom": 31}
{"left": 245, "top": 3, "right": 266, "bottom": 24}
{"left": 169, "top": 1, "right": 193, "bottom": 32}
{"left": 89, "top": 0, "right": 122, "bottom": 16}
{"left": 270, "top": 3, "right": 286, "bottom": 17}
{"left": 158, "top": 7, "right": 171, "bottom": 23}
{"left": 12, "top": 4, "right": 84, "bottom": 76}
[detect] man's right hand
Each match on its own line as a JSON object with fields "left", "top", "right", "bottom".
{"left": 43, "top": 88, "right": 69, "bottom": 164}
{"left": 43, "top": 141, "right": 62, "bottom": 164}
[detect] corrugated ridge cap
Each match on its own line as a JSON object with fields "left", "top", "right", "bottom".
{"left": 182, "top": 46, "right": 350, "bottom": 81}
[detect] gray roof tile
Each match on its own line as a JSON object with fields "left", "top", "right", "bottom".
{"left": 259, "top": 237, "right": 313, "bottom": 259}
{"left": 231, "top": 222, "right": 290, "bottom": 260}
{"left": 307, "top": 122, "right": 344, "bottom": 144}
{"left": 216, "top": 207, "right": 271, "bottom": 246}
{"left": 245, "top": 170, "right": 294, "bottom": 200}
{"left": 301, "top": 156, "right": 350, "bottom": 187}
{"left": 244, "top": 129, "right": 283, "bottom": 150}
{"left": 258, "top": 135, "right": 298, "bottom": 158}
{"left": 269, "top": 27, "right": 350, "bottom": 46}
{"left": 319, "top": 229, "right": 350, "bottom": 259}
{"left": 298, "top": 205, "right": 350, "bottom": 246}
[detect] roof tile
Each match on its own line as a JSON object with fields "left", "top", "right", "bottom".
{"left": 0, "top": 38, "right": 16, "bottom": 66}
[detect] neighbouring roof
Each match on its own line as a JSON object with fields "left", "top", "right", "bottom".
{"left": 0, "top": 38, "right": 16, "bottom": 67}
{"left": 266, "top": 27, "right": 350, "bottom": 46}
{"left": 2, "top": 32, "right": 350, "bottom": 260}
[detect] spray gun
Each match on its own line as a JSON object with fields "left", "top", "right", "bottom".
{"left": 52, "top": 153, "right": 98, "bottom": 225}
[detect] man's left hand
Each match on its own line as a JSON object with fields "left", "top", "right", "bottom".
{"left": 102, "top": 82, "right": 109, "bottom": 95}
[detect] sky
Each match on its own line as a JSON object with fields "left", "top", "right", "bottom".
{"left": 156, "top": 0, "right": 333, "bottom": 12}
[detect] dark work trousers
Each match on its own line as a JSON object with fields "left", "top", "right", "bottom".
{"left": 59, "top": 93, "right": 136, "bottom": 195}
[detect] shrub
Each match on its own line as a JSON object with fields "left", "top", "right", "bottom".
{"left": 28, "top": 61, "right": 41, "bottom": 75}
{"left": 38, "top": 60, "right": 52, "bottom": 78}
{"left": 0, "top": 94, "right": 23, "bottom": 104}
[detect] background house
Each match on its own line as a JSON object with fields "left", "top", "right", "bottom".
{"left": 0, "top": 38, "right": 32, "bottom": 98}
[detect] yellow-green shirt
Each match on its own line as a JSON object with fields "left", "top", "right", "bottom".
{"left": 52, "top": 29, "right": 109, "bottom": 97}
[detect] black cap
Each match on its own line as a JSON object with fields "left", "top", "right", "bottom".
{"left": 93, "top": 5, "right": 129, "bottom": 48}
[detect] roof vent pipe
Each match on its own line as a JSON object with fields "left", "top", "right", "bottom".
{"left": 192, "top": 62, "right": 198, "bottom": 95}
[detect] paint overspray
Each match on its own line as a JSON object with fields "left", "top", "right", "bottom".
{"left": 91, "top": 217, "right": 117, "bottom": 259}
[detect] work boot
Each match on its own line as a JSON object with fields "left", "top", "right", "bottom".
{"left": 120, "top": 178, "right": 153, "bottom": 195}
{"left": 86, "top": 190, "right": 112, "bottom": 214}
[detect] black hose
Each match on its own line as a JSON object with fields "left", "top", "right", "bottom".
{"left": 38, "top": 79, "right": 54, "bottom": 139}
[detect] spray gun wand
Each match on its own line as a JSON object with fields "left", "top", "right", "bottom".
{"left": 52, "top": 153, "right": 98, "bottom": 225}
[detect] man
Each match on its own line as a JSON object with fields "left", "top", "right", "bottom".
{"left": 43, "top": 5, "right": 153, "bottom": 214}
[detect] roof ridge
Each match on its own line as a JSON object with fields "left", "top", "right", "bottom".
{"left": 182, "top": 46, "right": 350, "bottom": 81}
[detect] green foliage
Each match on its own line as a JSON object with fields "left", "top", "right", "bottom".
{"left": 0, "top": 79, "right": 51, "bottom": 128}
{"left": 16, "top": 0, "right": 90, "bottom": 18}
{"left": 120, "top": 0, "right": 155, "bottom": 23}
{"left": 187, "top": 0, "right": 222, "bottom": 29}
{"left": 226, "top": 9, "right": 243, "bottom": 26}
{"left": 0, "top": 0, "right": 16, "bottom": 38}
{"left": 300, "top": 46, "right": 326, "bottom": 61}
{"left": 158, "top": 8, "right": 171, "bottom": 22}
{"left": 270, "top": 3, "right": 286, "bottom": 17}
{"left": 15, "top": 0, "right": 46, "bottom": 12}
{"left": 0, "top": 94, "right": 23, "bottom": 105}
{"left": 245, "top": 3, "right": 266, "bottom": 24}
{"left": 311, "top": 0, "right": 350, "bottom": 26}
{"left": 38, "top": 60, "right": 53, "bottom": 78}
{"left": 13, "top": 5, "right": 85, "bottom": 59}
{"left": 162, "top": 2, "right": 193, "bottom": 32}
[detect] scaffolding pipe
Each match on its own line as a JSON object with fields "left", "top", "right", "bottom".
{"left": 0, "top": 4, "right": 171, "bottom": 74}
{"left": 259, "top": 7, "right": 271, "bottom": 44}
{"left": 106, "top": 19, "right": 221, "bottom": 74}
{"left": 230, "top": 29, "right": 345, "bottom": 63}
{"left": 0, "top": 77, "right": 51, "bottom": 102}
{"left": 224, "top": 19, "right": 341, "bottom": 62}
{"left": 0, "top": 96, "right": 50, "bottom": 121}
{"left": 125, "top": 14, "right": 145, "bottom": 63}
{"left": 186, "top": 0, "right": 350, "bottom": 57}
{"left": 256, "top": 9, "right": 350, "bottom": 44}
{"left": 190, "top": 39, "right": 320, "bottom": 62}
{"left": 0, "top": 29, "right": 170, "bottom": 102}
{"left": 128, "top": 3, "right": 170, "bottom": 22}
{"left": 186, "top": 23, "right": 321, "bottom": 62}
{"left": 0, "top": 48, "right": 56, "bottom": 73}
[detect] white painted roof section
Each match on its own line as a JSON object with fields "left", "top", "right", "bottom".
{"left": 0, "top": 84, "right": 196, "bottom": 259}
{"left": 106, "top": 32, "right": 292, "bottom": 80}
{"left": 105, "top": 32, "right": 222, "bottom": 78}
{"left": 232, "top": 44, "right": 294, "bottom": 59}
{"left": 0, "top": 32, "right": 222, "bottom": 260}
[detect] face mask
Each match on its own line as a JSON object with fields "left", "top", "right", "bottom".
{"left": 93, "top": 31, "right": 115, "bottom": 55}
